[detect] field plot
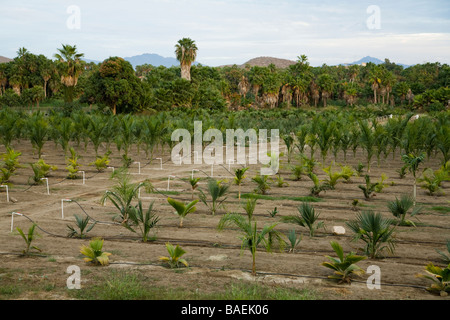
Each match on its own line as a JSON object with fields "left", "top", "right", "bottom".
{"left": 1, "top": 136, "right": 449, "bottom": 301}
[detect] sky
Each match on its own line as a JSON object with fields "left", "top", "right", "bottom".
{"left": 1, "top": 0, "right": 449, "bottom": 67}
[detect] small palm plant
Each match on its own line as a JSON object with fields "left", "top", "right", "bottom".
{"left": 126, "top": 200, "right": 160, "bottom": 242}
{"left": 16, "top": 224, "right": 41, "bottom": 255}
{"left": 218, "top": 212, "right": 286, "bottom": 276}
{"left": 234, "top": 167, "right": 248, "bottom": 201}
{"left": 67, "top": 214, "right": 96, "bottom": 238}
{"left": 419, "top": 168, "right": 449, "bottom": 196}
{"left": 358, "top": 175, "right": 378, "bottom": 200}
{"left": 290, "top": 164, "right": 304, "bottom": 181}
{"left": 252, "top": 175, "right": 271, "bottom": 195}
{"left": 346, "top": 211, "right": 396, "bottom": 259}
{"left": 322, "top": 164, "right": 344, "bottom": 190}
{"left": 416, "top": 263, "right": 450, "bottom": 296}
{"left": 80, "top": 238, "right": 111, "bottom": 266}
{"left": 189, "top": 176, "right": 201, "bottom": 200}
{"left": 286, "top": 229, "right": 302, "bottom": 253}
{"left": 322, "top": 241, "right": 366, "bottom": 284}
{"left": 307, "top": 172, "right": 331, "bottom": 197}
{"left": 401, "top": 152, "right": 425, "bottom": 206}
{"left": 281, "top": 202, "right": 325, "bottom": 237}
{"left": 436, "top": 240, "right": 450, "bottom": 264}
{"left": 339, "top": 164, "right": 355, "bottom": 183}
{"left": 29, "top": 159, "right": 57, "bottom": 185}
{"left": 199, "top": 179, "right": 229, "bottom": 215}
{"left": 89, "top": 152, "right": 111, "bottom": 173}
{"left": 167, "top": 197, "right": 198, "bottom": 228}
{"left": 159, "top": 242, "right": 189, "bottom": 268}
{"left": 66, "top": 147, "right": 81, "bottom": 179}
{"left": 387, "top": 194, "right": 423, "bottom": 226}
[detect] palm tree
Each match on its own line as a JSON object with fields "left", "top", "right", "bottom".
{"left": 54, "top": 44, "right": 84, "bottom": 103}
{"left": 401, "top": 152, "right": 425, "bottom": 206}
{"left": 234, "top": 167, "right": 248, "bottom": 200}
{"left": 175, "top": 38, "right": 198, "bottom": 81}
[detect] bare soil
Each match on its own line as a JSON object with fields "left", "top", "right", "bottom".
{"left": 1, "top": 140, "right": 449, "bottom": 301}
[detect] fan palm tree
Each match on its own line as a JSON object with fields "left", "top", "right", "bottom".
{"left": 54, "top": 44, "right": 84, "bottom": 103}
{"left": 175, "top": 38, "right": 198, "bottom": 81}
{"left": 387, "top": 194, "right": 423, "bottom": 226}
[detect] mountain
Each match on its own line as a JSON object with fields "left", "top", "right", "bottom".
{"left": 0, "top": 56, "right": 12, "bottom": 63}
{"left": 343, "top": 56, "right": 410, "bottom": 68}
{"left": 219, "top": 56, "right": 297, "bottom": 69}
{"left": 123, "top": 53, "right": 181, "bottom": 69}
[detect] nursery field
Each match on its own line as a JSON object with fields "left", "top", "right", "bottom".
{"left": 0, "top": 133, "right": 449, "bottom": 302}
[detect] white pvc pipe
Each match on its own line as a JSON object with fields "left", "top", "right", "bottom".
{"left": 107, "top": 166, "right": 114, "bottom": 173}
{"left": 61, "top": 199, "right": 72, "bottom": 219}
{"left": 79, "top": 171, "right": 85, "bottom": 185}
{"left": 1, "top": 185, "right": 9, "bottom": 203}
{"left": 41, "top": 178, "right": 49, "bottom": 195}
{"left": 10, "top": 212, "right": 22, "bottom": 232}
{"left": 133, "top": 162, "right": 141, "bottom": 174}
{"left": 156, "top": 158, "right": 162, "bottom": 170}
{"left": 167, "top": 175, "right": 175, "bottom": 191}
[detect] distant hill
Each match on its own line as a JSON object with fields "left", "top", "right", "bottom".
{"left": 220, "top": 56, "right": 297, "bottom": 69}
{"left": 0, "top": 56, "right": 12, "bottom": 63}
{"left": 342, "top": 56, "right": 410, "bottom": 68}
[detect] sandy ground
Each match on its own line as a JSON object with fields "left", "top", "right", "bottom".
{"left": 0, "top": 139, "right": 449, "bottom": 300}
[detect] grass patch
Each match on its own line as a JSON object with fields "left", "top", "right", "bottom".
{"left": 430, "top": 206, "right": 450, "bottom": 214}
{"left": 240, "top": 193, "right": 322, "bottom": 202}
{"left": 69, "top": 270, "right": 320, "bottom": 300}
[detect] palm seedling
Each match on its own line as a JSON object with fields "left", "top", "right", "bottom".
{"left": 234, "top": 167, "right": 248, "bottom": 200}
{"left": 290, "top": 164, "right": 304, "bottom": 181}
{"left": 416, "top": 263, "right": 450, "bottom": 296}
{"left": 199, "top": 179, "right": 229, "bottom": 215}
{"left": 397, "top": 164, "right": 408, "bottom": 179}
{"left": 101, "top": 171, "right": 147, "bottom": 225}
{"left": 159, "top": 242, "right": 189, "bottom": 268}
{"left": 1, "top": 147, "right": 21, "bottom": 174}
{"left": 401, "top": 152, "right": 425, "bottom": 206}
{"left": 354, "top": 162, "right": 365, "bottom": 177}
{"left": 387, "top": 194, "right": 423, "bottom": 226}
{"left": 89, "top": 152, "right": 111, "bottom": 173}
{"left": 358, "top": 120, "right": 376, "bottom": 173}
{"left": 418, "top": 168, "right": 449, "bottom": 196}
{"left": 358, "top": 175, "right": 378, "bottom": 200}
{"left": 27, "top": 113, "right": 49, "bottom": 158}
{"left": 252, "top": 175, "right": 271, "bottom": 195}
{"left": 66, "top": 147, "right": 81, "bottom": 179}
{"left": 268, "top": 207, "right": 278, "bottom": 218}
{"left": 189, "top": 176, "right": 201, "bottom": 200}
{"left": 322, "top": 163, "right": 344, "bottom": 190}
{"left": 281, "top": 202, "right": 325, "bottom": 237}
{"left": 29, "top": 159, "right": 57, "bottom": 185}
{"left": 282, "top": 134, "right": 295, "bottom": 164}
{"left": 436, "top": 240, "right": 450, "bottom": 264}
{"left": 338, "top": 165, "right": 355, "bottom": 183}
{"left": 346, "top": 211, "right": 396, "bottom": 259}
{"left": 126, "top": 200, "right": 160, "bottom": 242}
{"left": 286, "top": 229, "right": 302, "bottom": 253}
{"left": 16, "top": 224, "right": 41, "bottom": 255}
{"left": 67, "top": 214, "right": 96, "bottom": 238}
{"left": 373, "top": 173, "right": 389, "bottom": 193}
{"left": 218, "top": 212, "right": 286, "bottom": 276}
{"left": 167, "top": 197, "right": 198, "bottom": 228}
{"left": 307, "top": 172, "right": 331, "bottom": 197}
{"left": 80, "top": 238, "right": 111, "bottom": 266}
{"left": 321, "top": 241, "right": 366, "bottom": 284}
{"left": 242, "top": 195, "right": 257, "bottom": 221}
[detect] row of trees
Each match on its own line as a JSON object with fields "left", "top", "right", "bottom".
{"left": 0, "top": 40, "right": 449, "bottom": 113}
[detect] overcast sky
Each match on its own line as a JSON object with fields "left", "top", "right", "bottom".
{"left": 1, "top": 0, "right": 449, "bottom": 66}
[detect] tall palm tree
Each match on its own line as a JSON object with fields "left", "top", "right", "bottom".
{"left": 54, "top": 44, "right": 84, "bottom": 103}
{"left": 175, "top": 38, "right": 198, "bottom": 81}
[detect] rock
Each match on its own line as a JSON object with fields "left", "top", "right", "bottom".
{"left": 332, "top": 226, "right": 346, "bottom": 235}
{"left": 9, "top": 196, "right": 18, "bottom": 203}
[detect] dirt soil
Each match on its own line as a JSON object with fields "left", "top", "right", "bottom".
{"left": 1, "top": 140, "right": 449, "bottom": 301}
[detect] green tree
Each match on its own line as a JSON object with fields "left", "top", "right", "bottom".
{"left": 54, "top": 44, "right": 84, "bottom": 103}
{"left": 175, "top": 38, "right": 198, "bottom": 81}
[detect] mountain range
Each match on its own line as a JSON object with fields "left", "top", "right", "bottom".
{"left": 1, "top": 53, "right": 410, "bottom": 69}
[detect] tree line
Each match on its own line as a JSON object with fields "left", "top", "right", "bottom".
{"left": 0, "top": 40, "right": 449, "bottom": 114}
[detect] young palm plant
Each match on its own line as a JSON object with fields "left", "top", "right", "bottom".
{"left": 125, "top": 200, "right": 160, "bottom": 242}
{"left": 16, "top": 224, "right": 41, "bottom": 255}
{"left": 416, "top": 263, "right": 450, "bottom": 296}
{"left": 234, "top": 167, "right": 248, "bottom": 200}
{"left": 346, "top": 211, "right": 396, "bottom": 259}
{"left": 199, "top": 179, "right": 229, "bottom": 215}
{"left": 387, "top": 194, "right": 423, "bottom": 226}
{"left": 401, "top": 152, "right": 425, "bottom": 206}
{"left": 218, "top": 212, "right": 286, "bottom": 276}
{"left": 252, "top": 175, "right": 271, "bottom": 195}
{"left": 159, "top": 242, "right": 189, "bottom": 268}
{"left": 167, "top": 197, "right": 198, "bottom": 228}
{"left": 436, "top": 240, "right": 450, "bottom": 264}
{"left": 67, "top": 214, "right": 96, "bottom": 238}
{"left": 80, "top": 238, "right": 111, "bottom": 266}
{"left": 286, "top": 229, "right": 302, "bottom": 253}
{"left": 321, "top": 241, "right": 366, "bottom": 284}
{"left": 281, "top": 202, "right": 325, "bottom": 237}
{"left": 189, "top": 176, "right": 201, "bottom": 200}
